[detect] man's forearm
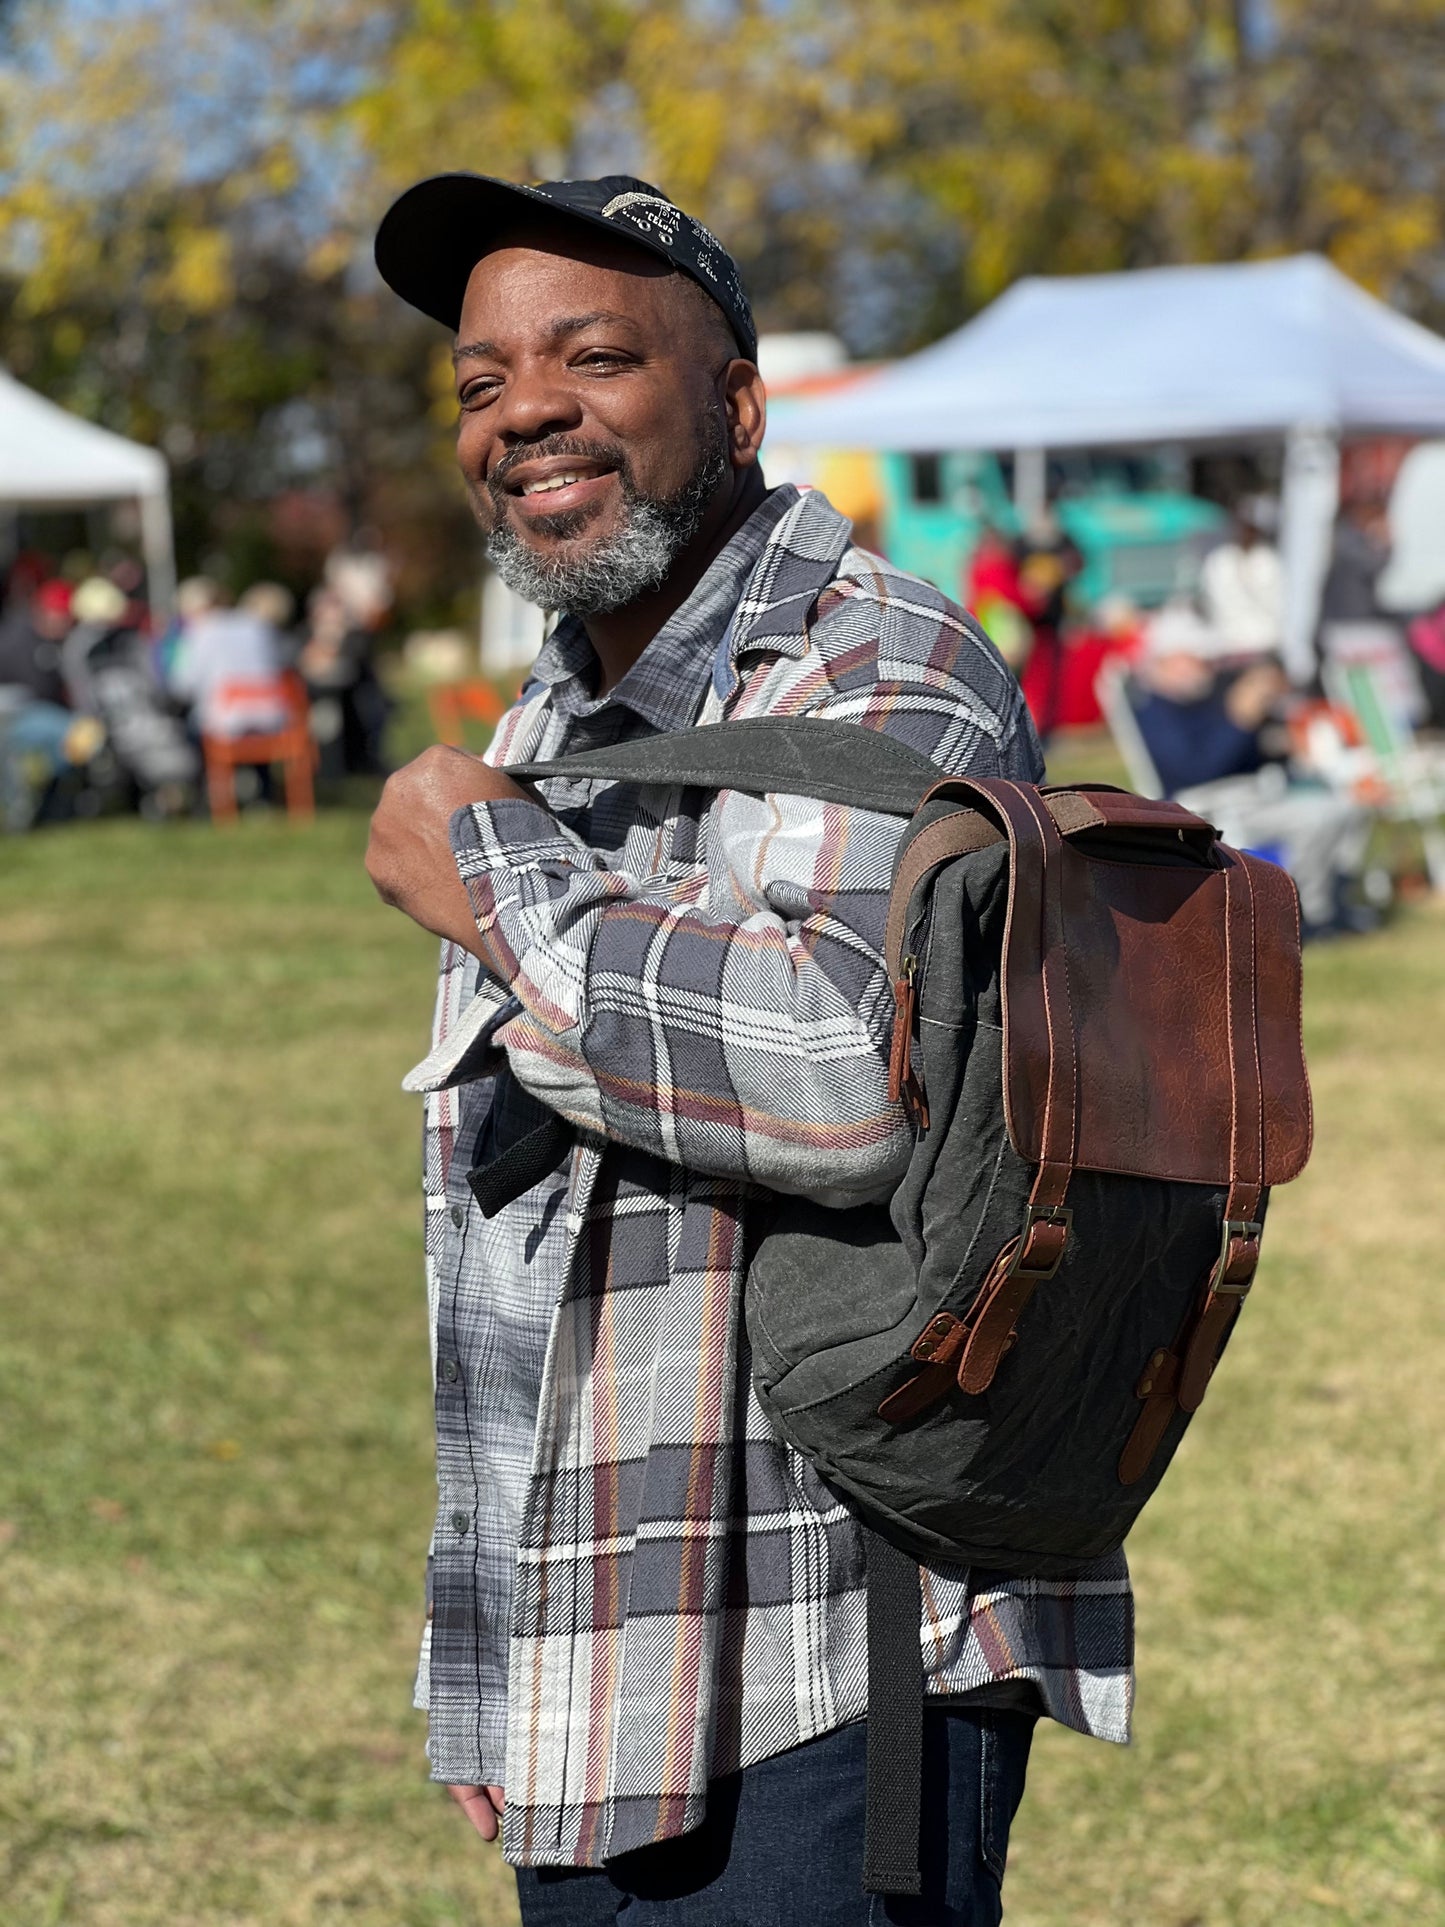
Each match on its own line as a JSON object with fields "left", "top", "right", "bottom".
{"left": 448, "top": 787, "right": 915, "bottom": 1203}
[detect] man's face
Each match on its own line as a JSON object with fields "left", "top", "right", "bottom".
{"left": 452, "top": 233, "right": 740, "bottom": 612}
{"left": 1145, "top": 651, "right": 1213, "bottom": 701}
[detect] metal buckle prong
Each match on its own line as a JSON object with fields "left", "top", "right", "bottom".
{"left": 1212, "top": 1217, "right": 1263, "bottom": 1297}
{"left": 1006, "top": 1203, "right": 1074, "bottom": 1280}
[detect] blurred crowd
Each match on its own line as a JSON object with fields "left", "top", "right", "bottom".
{"left": 0, "top": 546, "right": 395, "bottom": 830}
{"left": 968, "top": 485, "right": 1445, "bottom": 937}
{"left": 3, "top": 481, "right": 1442, "bottom": 940}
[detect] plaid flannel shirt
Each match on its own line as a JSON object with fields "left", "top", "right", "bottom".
{"left": 405, "top": 486, "right": 1133, "bottom": 1869}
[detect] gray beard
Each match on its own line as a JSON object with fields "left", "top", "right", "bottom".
{"left": 485, "top": 420, "right": 729, "bottom": 616}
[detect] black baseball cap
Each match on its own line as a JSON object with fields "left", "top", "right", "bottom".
{"left": 374, "top": 172, "right": 758, "bottom": 362}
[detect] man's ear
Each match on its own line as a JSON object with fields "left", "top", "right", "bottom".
{"left": 723, "top": 361, "right": 767, "bottom": 470}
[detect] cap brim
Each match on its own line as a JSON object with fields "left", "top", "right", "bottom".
{"left": 373, "top": 173, "right": 677, "bottom": 331}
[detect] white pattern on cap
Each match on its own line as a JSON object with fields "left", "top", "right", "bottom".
{"left": 600, "top": 191, "right": 748, "bottom": 318}
{"left": 600, "top": 191, "right": 683, "bottom": 235}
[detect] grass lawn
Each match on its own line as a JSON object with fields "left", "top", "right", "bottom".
{"left": 1, "top": 758, "right": 1442, "bottom": 1925}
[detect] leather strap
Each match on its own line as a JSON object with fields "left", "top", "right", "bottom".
{"left": 1120, "top": 853, "right": 1267, "bottom": 1479}
{"left": 1117, "top": 1345, "right": 1180, "bottom": 1485}
{"left": 914, "top": 779, "right": 1078, "bottom": 1394}
{"left": 884, "top": 809, "right": 1005, "bottom": 983}
{"left": 1042, "top": 786, "right": 1218, "bottom": 854}
{"left": 877, "top": 1311, "right": 967, "bottom": 1423}
{"left": 1178, "top": 855, "right": 1265, "bottom": 1411}
{"left": 956, "top": 1235, "right": 1041, "bottom": 1397}
{"left": 884, "top": 808, "right": 1004, "bottom": 1125}
{"left": 1009, "top": 781, "right": 1080, "bottom": 1221}
{"left": 863, "top": 1531, "right": 925, "bottom": 1898}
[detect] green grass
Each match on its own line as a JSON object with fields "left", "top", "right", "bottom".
{"left": 1, "top": 751, "right": 1442, "bottom": 1925}
{"left": 0, "top": 810, "right": 513, "bottom": 1926}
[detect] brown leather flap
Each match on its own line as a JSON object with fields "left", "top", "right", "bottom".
{"left": 890, "top": 776, "right": 1311, "bottom": 1190}
{"left": 1042, "top": 787, "right": 1217, "bottom": 847}
{"left": 1002, "top": 838, "right": 1312, "bottom": 1187}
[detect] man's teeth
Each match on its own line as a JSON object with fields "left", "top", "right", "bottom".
{"left": 521, "top": 473, "right": 590, "bottom": 496}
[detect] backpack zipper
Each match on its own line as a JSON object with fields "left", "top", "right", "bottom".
{"left": 888, "top": 953, "right": 929, "bottom": 1129}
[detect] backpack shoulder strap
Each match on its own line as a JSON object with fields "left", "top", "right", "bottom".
{"left": 863, "top": 1529, "right": 926, "bottom": 1898}
{"left": 510, "top": 715, "right": 943, "bottom": 818}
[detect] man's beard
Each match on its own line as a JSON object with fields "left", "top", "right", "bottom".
{"left": 483, "top": 414, "right": 730, "bottom": 616}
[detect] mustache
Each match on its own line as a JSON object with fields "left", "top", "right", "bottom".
{"left": 488, "top": 434, "right": 633, "bottom": 505}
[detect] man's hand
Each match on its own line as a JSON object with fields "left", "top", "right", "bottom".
{"left": 1224, "top": 663, "right": 1288, "bottom": 731}
{"left": 447, "top": 1781, "right": 506, "bottom": 1843}
{"left": 365, "top": 745, "right": 534, "bottom": 954}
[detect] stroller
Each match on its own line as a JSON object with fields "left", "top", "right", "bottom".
{"left": 62, "top": 619, "right": 199, "bottom": 818}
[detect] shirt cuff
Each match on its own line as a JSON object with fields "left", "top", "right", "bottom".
{"left": 448, "top": 795, "right": 614, "bottom": 992}
{"left": 401, "top": 979, "right": 521, "bottom": 1094}
{"left": 450, "top": 795, "right": 599, "bottom": 878}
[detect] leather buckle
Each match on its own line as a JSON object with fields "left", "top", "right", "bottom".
{"left": 1213, "top": 1218, "right": 1263, "bottom": 1297}
{"left": 1007, "top": 1203, "right": 1073, "bottom": 1279}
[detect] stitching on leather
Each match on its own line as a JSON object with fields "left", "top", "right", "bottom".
{"left": 1243, "top": 858, "right": 1266, "bottom": 1195}
{"left": 1224, "top": 860, "right": 1240, "bottom": 1192}
{"left": 1018, "top": 783, "right": 1078, "bottom": 1172}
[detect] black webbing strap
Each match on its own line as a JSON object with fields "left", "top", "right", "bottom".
{"left": 512, "top": 715, "right": 941, "bottom": 819}
{"left": 467, "top": 1113, "right": 573, "bottom": 1218}
{"left": 863, "top": 1529, "right": 925, "bottom": 1898}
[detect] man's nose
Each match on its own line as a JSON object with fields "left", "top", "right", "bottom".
{"left": 493, "top": 366, "right": 584, "bottom": 445}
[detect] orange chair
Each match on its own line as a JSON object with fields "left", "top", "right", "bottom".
{"left": 202, "top": 671, "right": 317, "bottom": 823}
{"left": 428, "top": 678, "right": 506, "bottom": 748}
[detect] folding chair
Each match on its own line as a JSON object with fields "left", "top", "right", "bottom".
{"left": 1093, "top": 654, "right": 1384, "bottom": 926}
{"left": 1093, "top": 658, "right": 1166, "bottom": 797}
{"left": 428, "top": 679, "right": 506, "bottom": 749}
{"left": 1323, "top": 654, "right": 1445, "bottom": 891}
{"left": 202, "top": 671, "right": 316, "bottom": 823}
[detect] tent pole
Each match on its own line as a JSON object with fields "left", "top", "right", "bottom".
{"left": 139, "top": 486, "right": 177, "bottom": 630}
{"left": 1013, "top": 447, "right": 1046, "bottom": 530}
{"left": 1278, "top": 424, "right": 1339, "bottom": 684}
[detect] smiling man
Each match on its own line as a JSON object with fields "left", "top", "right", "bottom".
{"left": 367, "top": 175, "right": 1132, "bottom": 1925}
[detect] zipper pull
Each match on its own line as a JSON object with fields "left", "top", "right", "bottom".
{"left": 888, "top": 954, "right": 927, "bottom": 1128}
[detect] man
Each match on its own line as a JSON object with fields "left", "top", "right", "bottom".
{"left": 1198, "top": 495, "right": 1285, "bottom": 656}
{"left": 1133, "top": 650, "right": 1286, "bottom": 798}
{"left": 0, "top": 576, "right": 73, "bottom": 708}
{"left": 1132, "top": 647, "right": 1371, "bottom": 934}
{"left": 367, "top": 175, "right": 1132, "bottom": 1924}
{"left": 167, "top": 578, "right": 291, "bottom": 741}
{"left": 0, "top": 580, "right": 105, "bottom": 829}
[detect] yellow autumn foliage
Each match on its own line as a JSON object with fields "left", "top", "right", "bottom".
{"left": 5, "top": 0, "right": 1445, "bottom": 343}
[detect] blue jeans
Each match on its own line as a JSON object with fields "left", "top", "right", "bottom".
{"left": 515, "top": 1708, "right": 1035, "bottom": 1926}
{"left": 0, "top": 698, "right": 74, "bottom": 829}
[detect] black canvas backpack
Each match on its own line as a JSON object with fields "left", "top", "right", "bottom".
{"left": 504, "top": 715, "right": 1314, "bottom": 1895}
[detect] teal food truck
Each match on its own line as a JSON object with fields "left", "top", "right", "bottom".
{"left": 760, "top": 337, "right": 1227, "bottom": 615}
{"left": 871, "top": 448, "right": 1226, "bottom": 609}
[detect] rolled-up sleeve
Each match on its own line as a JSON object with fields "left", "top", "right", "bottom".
{"left": 448, "top": 772, "right": 917, "bottom": 1204}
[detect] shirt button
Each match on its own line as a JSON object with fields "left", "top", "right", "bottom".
{"left": 450, "top": 1204, "right": 464, "bottom": 1228}
{"left": 451, "top": 1510, "right": 471, "bottom": 1535}
{"left": 441, "top": 1357, "right": 460, "bottom": 1383}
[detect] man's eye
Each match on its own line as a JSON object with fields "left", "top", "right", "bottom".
{"left": 459, "top": 379, "right": 500, "bottom": 409}
{"left": 575, "top": 351, "right": 630, "bottom": 371}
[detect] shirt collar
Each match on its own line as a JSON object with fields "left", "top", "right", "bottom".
{"left": 525, "top": 484, "right": 826, "bottom": 733}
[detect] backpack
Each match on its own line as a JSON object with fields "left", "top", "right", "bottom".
{"left": 506, "top": 715, "right": 1313, "bottom": 1895}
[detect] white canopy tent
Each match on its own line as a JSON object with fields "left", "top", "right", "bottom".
{"left": 768, "top": 254, "right": 1445, "bottom": 677}
{"left": 0, "top": 368, "right": 175, "bottom": 620}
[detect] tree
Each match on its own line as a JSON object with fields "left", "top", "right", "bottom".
{"left": 347, "top": 0, "right": 1445, "bottom": 349}
{"left": 0, "top": 0, "right": 474, "bottom": 604}
{"left": 4, "top": 0, "right": 1445, "bottom": 607}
